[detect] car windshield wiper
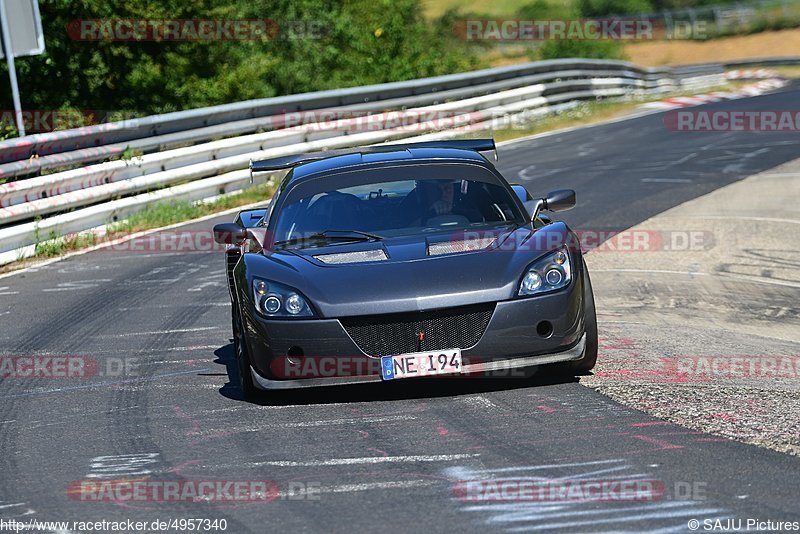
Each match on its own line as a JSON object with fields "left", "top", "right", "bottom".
{"left": 274, "top": 229, "right": 384, "bottom": 249}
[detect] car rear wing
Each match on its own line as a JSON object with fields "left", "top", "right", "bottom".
{"left": 249, "top": 139, "right": 497, "bottom": 182}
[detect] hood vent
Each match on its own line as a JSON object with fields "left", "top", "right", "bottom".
{"left": 313, "top": 249, "right": 388, "bottom": 264}
{"left": 428, "top": 236, "right": 496, "bottom": 256}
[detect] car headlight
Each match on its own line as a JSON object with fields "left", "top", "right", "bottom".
{"left": 252, "top": 278, "right": 314, "bottom": 317}
{"left": 518, "top": 246, "right": 572, "bottom": 297}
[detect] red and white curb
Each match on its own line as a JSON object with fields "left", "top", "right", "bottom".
{"left": 724, "top": 68, "right": 781, "bottom": 79}
{"left": 642, "top": 70, "right": 788, "bottom": 110}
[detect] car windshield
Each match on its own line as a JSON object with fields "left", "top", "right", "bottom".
{"left": 272, "top": 166, "right": 525, "bottom": 247}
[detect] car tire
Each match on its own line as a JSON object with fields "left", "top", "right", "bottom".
{"left": 232, "top": 308, "right": 261, "bottom": 402}
{"left": 568, "top": 260, "right": 598, "bottom": 373}
{"left": 549, "top": 260, "right": 598, "bottom": 376}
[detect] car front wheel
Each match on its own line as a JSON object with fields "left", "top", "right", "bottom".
{"left": 549, "top": 260, "right": 598, "bottom": 376}
{"left": 232, "top": 308, "right": 261, "bottom": 401}
{"left": 569, "top": 260, "right": 598, "bottom": 373}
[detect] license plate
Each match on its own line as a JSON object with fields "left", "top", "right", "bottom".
{"left": 381, "top": 349, "right": 462, "bottom": 381}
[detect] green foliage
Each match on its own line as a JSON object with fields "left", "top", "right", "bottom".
{"left": 577, "top": 0, "right": 653, "bottom": 17}
{"left": 119, "top": 146, "right": 143, "bottom": 161}
{"left": 107, "top": 183, "right": 274, "bottom": 235}
{"left": 516, "top": 0, "right": 577, "bottom": 20}
{"left": 109, "top": 200, "right": 205, "bottom": 234}
{"left": 0, "top": 122, "right": 17, "bottom": 140}
{"left": 538, "top": 38, "right": 627, "bottom": 60}
{"left": 1, "top": 0, "right": 479, "bottom": 117}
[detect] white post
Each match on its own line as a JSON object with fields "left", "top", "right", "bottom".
{"left": 0, "top": 0, "right": 26, "bottom": 137}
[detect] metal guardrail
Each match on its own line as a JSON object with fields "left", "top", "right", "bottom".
{"left": 723, "top": 57, "right": 800, "bottom": 68}
{"left": 0, "top": 59, "right": 669, "bottom": 167}
{"left": 0, "top": 56, "right": 792, "bottom": 265}
{"left": 0, "top": 66, "right": 666, "bottom": 181}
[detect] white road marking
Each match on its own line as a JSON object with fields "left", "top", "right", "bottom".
{"left": 143, "top": 345, "right": 221, "bottom": 354}
{"left": 640, "top": 178, "right": 693, "bottom": 183}
{"left": 592, "top": 268, "right": 800, "bottom": 289}
{"left": 282, "top": 415, "right": 416, "bottom": 428}
{"left": 41, "top": 279, "right": 112, "bottom": 292}
{"left": 504, "top": 502, "right": 720, "bottom": 532}
{"left": 0, "top": 502, "right": 26, "bottom": 509}
{"left": 116, "top": 302, "right": 229, "bottom": 311}
{"left": 278, "top": 479, "right": 438, "bottom": 498}
{"left": 248, "top": 453, "right": 480, "bottom": 467}
{"left": 100, "top": 327, "right": 221, "bottom": 338}
{"left": 462, "top": 396, "right": 498, "bottom": 409}
{"left": 683, "top": 215, "right": 800, "bottom": 225}
{"left": 591, "top": 269, "right": 708, "bottom": 276}
{"left": 445, "top": 459, "right": 624, "bottom": 478}
{"left": 86, "top": 453, "right": 160, "bottom": 479}
{"left": 518, "top": 165, "right": 564, "bottom": 181}
{"left": 190, "top": 416, "right": 423, "bottom": 438}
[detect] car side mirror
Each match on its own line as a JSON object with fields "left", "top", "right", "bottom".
{"left": 235, "top": 208, "right": 268, "bottom": 228}
{"left": 213, "top": 223, "right": 248, "bottom": 245}
{"left": 543, "top": 189, "right": 576, "bottom": 212}
{"left": 526, "top": 189, "right": 577, "bottom": 221}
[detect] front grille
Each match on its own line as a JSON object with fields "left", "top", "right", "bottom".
{"left": 340, "top": 303, "right": 495, "bottom": 357}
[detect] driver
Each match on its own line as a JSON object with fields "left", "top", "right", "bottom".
{"left": 427, "top": 180, "right": 455, "bottom": 215}
{"left": 403, "top": 179, "right": 481, "bottom": 225}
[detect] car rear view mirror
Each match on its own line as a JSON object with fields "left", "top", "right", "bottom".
{"left": 213, "top": 223, "right": 248, "bottom": 245}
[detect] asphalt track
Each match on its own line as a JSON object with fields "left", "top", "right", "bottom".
{"left": 1, "top": 85, "right": 799, "bottom": 533}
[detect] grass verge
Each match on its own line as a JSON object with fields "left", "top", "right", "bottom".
{"left": 0, "top": 183, "right": 276, "bottom": 274}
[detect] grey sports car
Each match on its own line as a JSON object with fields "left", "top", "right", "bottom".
{"left": 214, "top": 139, "right": 597, "bottom": 399}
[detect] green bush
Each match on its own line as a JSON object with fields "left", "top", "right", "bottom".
{"left": 516, "top": 0, "right": 576, "bottom": 21}
{"left": 577, "top": 0, "right": 653, "bottom": 17}
{"left": 538, "top": 38, "right": 627, "bottom": 60}
{"left": 1, "top": 0, "right": 480, "bottom": 117}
